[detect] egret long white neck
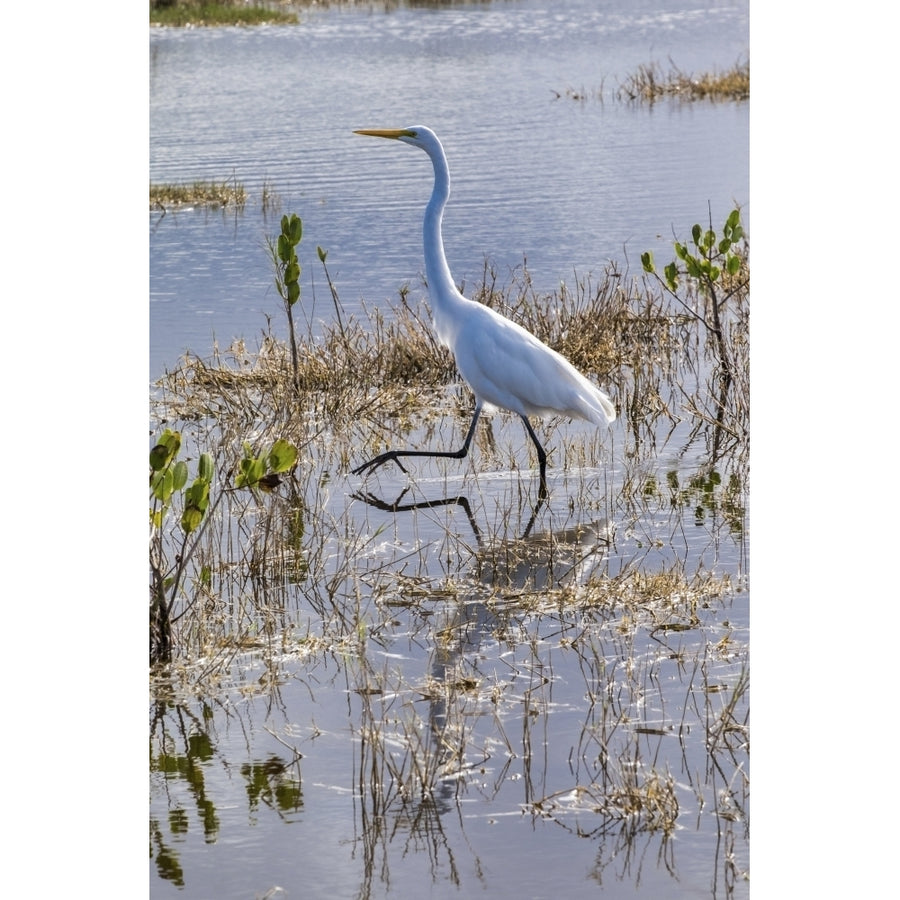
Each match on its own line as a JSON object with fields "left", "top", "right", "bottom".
{"left": 422, "top": 148, "right": 457, "bottom": 309}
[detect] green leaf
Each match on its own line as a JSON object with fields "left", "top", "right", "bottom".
{"left": 150, "top": 429, "right": 181, "bottom": 471}
{"left": 267, "top": 439, "right": 298, "bottom": 474}
{"left": 640, "top": 251, "right": 655, "bottom": 273}
{"left": 236, "top": 456, "right": 266, "bottom": 489}
{"left": 317, "top": 245, "right": 327, "bottom": 263}
{"left": 181, "top": 505, "right": 203, "bottom": 534}
{"left": 664, "top": 262, "right": 678, "bottom": 291}
{"left": 198, "top": 453, "right": 214, "bottom": 482}
{"left": 731, "top": 224, "right": 744, "bottom": 242}
{"left": 285, "top": 261, "right": 300, "bottom": 284}
{"left": 704, "top": 230, "right": 716, "bottom": 251}
{"left": 250, "top": 457, "right": 266, "bottom": 483}
{"left": 180, "top": 479, "right": 210, "bottom": 534}
{"left": 172, "top": 460, "right": 189, "bottom": 492}
{"left": 150, "top": 467, "right": 174, "bottom": 503}
{"left": 691, "top": 223, "right": 702, "bottom": 246}
{"left": 726, "top": 254, "right": 741, "bottom": 276}
{"left": 149, "top": 444, "right": 170, "bottom": 472}
{"left": 709, "top": 265, "right": 721, "bottom": 282}
{"left": 726, "top": 209, "right": 741, "bottom": 231}
{"left": 718, "top": 237, "right": 732, "bottom": 254}
{"left": 685, "top": 256, "right": 701, "bottom": 278}
{"left": 286, "top": 214, "right": 302, "bottom": 245}
{"left": 184, "top": 479, "right": 210, "bottom": 513}
{"left": 277, "top": 233, "right": 293, "bottom": 263}
{"left": 674, "top": 242, "right": 687, "bottom": 260}
{"left": 287, "top": 281, "right": 300, "bottom": 305}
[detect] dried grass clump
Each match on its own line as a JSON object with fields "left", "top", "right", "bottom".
{"left": 150, "top": 1, "right": 300, "bottom": 28}
{"left": 154, "top": 249, "right": 748, "bottom": 478}
{"left": 531, "top": 767, "right": 679, "bottom": 834}
{"left": 150, "top": 179, "right": 247, "bottom": 210}
{"left": 617, "top": 59, "right": 749, "bottom": 103}
{"left": 469, "top": 261, "right": 686, "bottom": 380}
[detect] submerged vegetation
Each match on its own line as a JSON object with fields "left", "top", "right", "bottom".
{"left": 148, "top": 0, "right": 749, "bottom": 114}
{"left": 150, "top": 208, "right": 749, "bottom": 893}
{"left": 617, "top": 59, "right": 750, "bottom": 103}
{"left": 556, "top": 58, "right": 750, "bottom": 104}
{"left": 150, "top": 1, "right": 534, "bottom": 27}
{"left": 150, "top": 178, "right": 246, "bottom": 210}
{"left": 150, "top": 205, "right": 748, "bottom": 661}
{"left": 149, "top": 1, "right": 300, "bottom": 27}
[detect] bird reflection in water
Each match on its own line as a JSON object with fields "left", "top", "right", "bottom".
{"left": 352, "top": 486, "right": 614, "bottom": 807}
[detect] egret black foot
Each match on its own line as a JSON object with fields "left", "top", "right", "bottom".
{"left": 352, "top": 452, "right": 409, "bottom": 478}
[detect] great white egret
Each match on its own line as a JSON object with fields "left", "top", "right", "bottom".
{"left": 352, "top": 126, "right": 615, "bottom": 496}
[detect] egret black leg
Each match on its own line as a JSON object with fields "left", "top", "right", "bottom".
{"left": 519, "top": 415, "right": 549, "bottom": 500}
{"left": 353, "top": 404, "right": 483, "bottom": 478}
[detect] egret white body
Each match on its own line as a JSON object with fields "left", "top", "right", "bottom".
{"left": 352, "top": 126, "right": 615, "bottom": 495}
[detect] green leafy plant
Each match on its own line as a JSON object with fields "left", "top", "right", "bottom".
{"left": 268, "top": 213, "right": 304, "bottom": 393}
{"left": 150, "top": 429, "right": 216, "bottom": 662}
{"left": 641, "top": 208, "right": 746, "bottom": 380}
{"left": 235, "top": 438, "right": 298, "bottom": 492}
{"left": 640, "top": 209, "right": 748, "bottom": 460}
{"left": 149, "top": 430, "right": 298, "bottom": 662}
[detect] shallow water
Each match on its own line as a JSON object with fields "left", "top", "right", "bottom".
{"left": 150, "top": 2, "right": 749, "bottom": 897}
{"left": 150, "top": 424, "right": 749, "bottom": 898}
{"left": 150, "top": 0, "right": 749, "bottom": 379}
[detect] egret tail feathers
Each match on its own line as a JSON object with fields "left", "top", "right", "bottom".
{"left": 584, "top": 386, "right": 616, "bottom": 426}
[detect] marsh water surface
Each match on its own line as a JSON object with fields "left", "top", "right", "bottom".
{"left": 150, "top": 2, "right": 750, "bottom": 897}
{"left": 150, "top": 0, "right": 749, "bottom": 380}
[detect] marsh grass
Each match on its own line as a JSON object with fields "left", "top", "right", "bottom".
{"left": 150, "top": 245, "right": 749, "bottom": 892}
{"left": 151, "top": 245, "right": 748, "bottom": 654}
{"left": 150, "top": 1, "right": 500, "bottom": 28}
{"left": 616, "top": 59, "right": 750, "bottom": 104}
{"left": 556, "top": 58, "right": 749, "bottom": 105}
{"left": 260, "top": 177, "right": 282, "bottom": 215}
{"left": 150, "top": 1, "right": 300, "bottom": 27}
{"left": 155, "top": 252, "right": 733, "bottom": 441}
{"left": 150, "top": 178, "right": 247, "bottom": 210}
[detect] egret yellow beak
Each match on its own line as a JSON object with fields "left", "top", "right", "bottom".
{"left": 354, "top": 128, "right": 416, "bottom": 139}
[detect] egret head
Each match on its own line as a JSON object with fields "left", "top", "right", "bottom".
{"left": 354, "top": 126, "right": 440, "bottom": 153}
